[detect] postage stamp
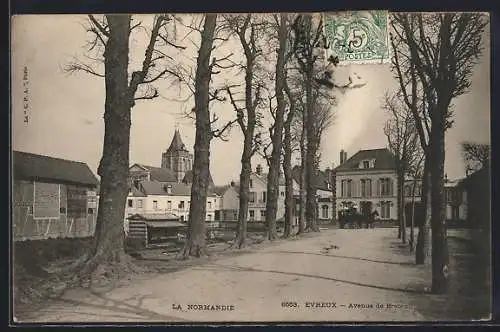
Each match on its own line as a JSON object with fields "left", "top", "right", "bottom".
{"left": 323, "top": 10, "right": 390, "bottom": 65}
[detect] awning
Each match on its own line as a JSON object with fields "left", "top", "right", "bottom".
{"left": 128, "top": 213, "right": 179, "bottom": 221}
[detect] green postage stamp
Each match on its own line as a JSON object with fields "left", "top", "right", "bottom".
{"left": 323, "top": 10, "right": 390, "bottom": 65}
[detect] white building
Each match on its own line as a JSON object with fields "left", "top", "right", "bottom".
{"left": 215, "top": 164, "right": 287, "bottom": 222}
{"left": 333, "top": 148, "right": 398, "bottom": 220}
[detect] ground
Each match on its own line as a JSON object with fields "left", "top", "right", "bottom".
{"left": 13, "top": 227, "right": 490, "bottom": 323}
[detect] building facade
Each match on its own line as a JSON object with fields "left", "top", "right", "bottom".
{"left": 216, "top": 164, "right": 287, "bottom": 223}
{"left": 12, "top": 151, "right": 99, "bottom": 241}
{"left": 161, "top": 129, "right": 194, "bottom": 183}
{"left": 333, "top": 148, "right": 398, "bottom": 220}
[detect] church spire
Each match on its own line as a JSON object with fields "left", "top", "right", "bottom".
{"left": 167, "top": 128, "right": 186, "bottom": 152}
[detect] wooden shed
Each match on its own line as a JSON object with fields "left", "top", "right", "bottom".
{"left": 127, "top": 213, "right": 187, "bottom": 248}
{"left": 12, "top": 151, "right": 99, "bottom": 241}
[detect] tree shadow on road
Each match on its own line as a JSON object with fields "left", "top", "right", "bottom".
{"left": 16, "top": 291, "right": 191, "bottom": 323}
{"left": 194, "top": 263, "right": 427, "bottom": 294}
{"left": 266, "top": 250, "right": 416, "bottom": 266}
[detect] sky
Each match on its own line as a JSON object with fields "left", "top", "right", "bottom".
{"left": 11, "top": 14, "right": 491, "bottom": 186}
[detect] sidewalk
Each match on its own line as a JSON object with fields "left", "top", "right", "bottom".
{"left": 13, "top": 228, "right": 488, "bottom": 323}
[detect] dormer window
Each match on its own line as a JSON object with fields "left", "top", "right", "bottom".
{"left": 360, "top": 159, "right": 375, "bottom": 169}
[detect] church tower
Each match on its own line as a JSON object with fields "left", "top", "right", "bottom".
{"left": 161, "top": 129, "right": 193, "bottom": 183}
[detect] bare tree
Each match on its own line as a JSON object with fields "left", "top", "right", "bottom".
{"left": 264, "top": 13, "right": 289, "bottom": 240}
{"left": 224, "top": 14, "right": 265, "bottom": 248}
{"left": 66, "top": 14, "right": 182, "bottom": 282}
{"left": 462, "top": 142, "right": 490, "bottom": 175}
{"left": 383, "top": 91, "right": 421, "bottom": 245}
{"left": 393, "top": 12, "right": 488, "bottom": 294}
{"left": 181, "top": 14, "right": 220, "bottom": 258}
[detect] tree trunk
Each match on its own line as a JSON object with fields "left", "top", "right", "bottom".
{"left": 235, "top": 137, "right": 252, "bottom": 248}
{"left": 265, "top": 13, "right": 287, "bottom": 241}
{"left": 297, "top": 104, "right": 307, "bottom": 235}
{"left": 283, "top": 111, "right": 294, "bottom": 238}
{"left": 181, "top": 14, "right": 217, "bottom": 258}
{"left": 305, "top": 72, "right": 319, "bottom": 232}
{"left": 409, "top": 178, "right": 417, "bottom": 252}
{"left": 83, "top": 15, "right": 132, "bottom": 277}
{"left": 398, "top": 172, "right": 407, "bottom": 244}
{"left": 415, "top": 156, "right": 431, "bottom": 265}
{"left": 430, "top": 110, "right": 449, "bottom": 294}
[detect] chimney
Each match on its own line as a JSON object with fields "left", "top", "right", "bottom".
{"left": 340, "top": 150, "right": 347, "bottom": 164}
{"left": 256, "top": 164, "right": 263, "bottom": 175}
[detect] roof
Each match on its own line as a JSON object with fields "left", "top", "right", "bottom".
{"left": 133, "top": 164, "right": 178, "bottom": 182}
{"left": 139, "top": 180, "right": 216, "bottom": 197}
{"left": 129, "top": 185, "right": 147, "bottom": 197}
{"left": 334, "top": 148, "right": 396, "bottom": 172}
{"left": 182, "top": 170, "right": 215, "bottom": 188}
{"left": 13, "top": 150, "right": 98, "bottom": 187}
{"left": 291, "top": 166, "right": 331, "bottom": 191}
{"left": 213, "top": 184, "right": 231, "bottom": 196}
{"left": 167, "top": 129, "right": 188, "bottom": 153}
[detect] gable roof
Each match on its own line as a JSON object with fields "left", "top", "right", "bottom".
{"left": 334, "top": 148, "right": 396, "bottom": 172}
{"left": 167, "top": 129, "right": 188, "bottom": 153}
{"left": 133, "top": 164, "right": 178, "bottom": 182}
{"left": 13, "top": 150, "right": 98, "bottom": 187}
{"left": 139, "top": 180, "right": 216, "bottom": 197}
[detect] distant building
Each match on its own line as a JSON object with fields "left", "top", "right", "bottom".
{"left": 444, "top": 177, "right": 468, "bottom": 222}
{"left": 161, "top": 128, "right": 193, "bottom": 183}
{"left": 292, "top": 166, "right": 334, "bottom": 223}
{"left": 12, "top": 151, "right": 99, "bottom": 241}
{"left": 216, "top": 164, "right": 287, "bottom": 223}
{"left": 125, "top": 128, "right": 218, "bottom": 231}
{"left": 333, "top": 148, "right": 398, "bottom": 220}
{"left": 461, "top": 166, "right": 490, "bottom": 227}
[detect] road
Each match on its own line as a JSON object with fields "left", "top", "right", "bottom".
{"left": 16, "top": 228, "right": 438, "bottom": 323}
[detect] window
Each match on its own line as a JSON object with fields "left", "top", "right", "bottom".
{"left": 207, "top": 214, "right": 212, "bottom": 221}
{"left": 179, "top": 201, "right": 185, "bottom": 209}
{"left": 363, "top": 160, "right": 370, "bottom": 169}
{"left": 380, "top": 178, "right": 393, "bottom": 196}
{"left": 249, "top": 179, "right": 253, "bottom": 188}
{"left": 380, "top": 201, "right": 391, "bottom": 219}
{"left": 249, "top": 192, "right": 256, "bottom": 203}
{"left": 88, "top": 208, "right": 94, "bottom": 214}
{"left": 208, "top": 201, "right": 212, "bottom": 209}
{"left": 153, "top": 200, "right": 158, "bottom": 210}
{"left": 341, "top": 180, "right": 346, "bottom": 197}
{"left": 260, "top": 210, "right": 266, "bottom": 218}
{"left": 167, "top": 200, "right": 172, "bottom": 210}
{"left": 322, "top": 205, "right": 329, "bottom": 218}
{"left": 361, "top": 179, "right": 372, "bottom": 197}
{"left": 60, "top": 207, "right": 66, "bottom": 214}
{"left": 347, "top": 179, "right": 352, "bottom": 198}
{"left": 280, "top": 191, "right": 285, "bottom": 197}
{"left": 452, "top": 206, "right": 460, "bottom": 220}
{"left": 137, "top": 199, "right": 143, "bottom": 209}
{"left": 262, "top": 191, "right": 267, "bottom": 202}
{"left": 249, "top": 210, "right": 255, "bottom": 220}
{"left": 128, "top": 199, "right": 133, "bottom": 208}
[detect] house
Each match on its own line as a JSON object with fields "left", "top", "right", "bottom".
{"left": 12, "top": 151, "right": 99, "bottom": 241}
{"left": 461, "top": 166, "right": 490, "bottom": 228}
{"left": 125, "top": 180, "right": 218, "bottom": 223}
{"left": 216, "top": 164, "right": 287, "bottom": 223}
{"left": 333, "top": 148, "right": 398, "bottom": 220}
{"left": 444, "top": 176, "right": 468, "bottom": 223}
{"left": 129, "top": 128, "right": 215, "bottom": 188}
{"left": 292, "top": 166, "right": 334, "bottom": 223}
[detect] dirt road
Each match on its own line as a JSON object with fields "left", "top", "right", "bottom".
{"left": 14, "top": 228, "right": 472, "bottom": 323}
